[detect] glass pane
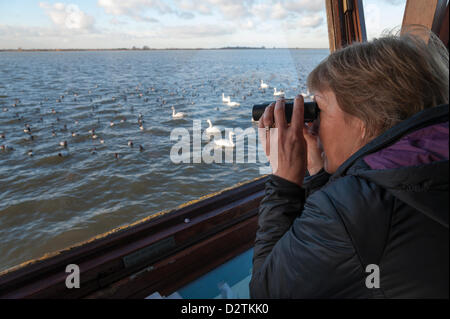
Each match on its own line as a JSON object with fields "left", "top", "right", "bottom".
{"left": 0, "top": 1, "right": 329, "bottom": 272}
{"left": 363, "top": 0, "right": 407, "bottom": 40}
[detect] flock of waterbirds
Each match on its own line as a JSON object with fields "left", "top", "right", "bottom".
{"left": 1, "top": 79, "right": 312, "bottom": 158}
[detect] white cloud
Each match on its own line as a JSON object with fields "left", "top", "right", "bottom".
{"left": 298, "top": 14, "right": 324, "bottom": 28}
{"left": 176, "top": 0, "right": 213, "bottom": 15}
{"left": 98, "top": 0, "right": 171, "bottom": 15}
{"left": 172, "top": 0, "right": 255, "bottom": 20}
{"left": 98, "top": 0, "right": 196, "bottom": 22}
{"left": 163, "top": 24, "right": 235, "bottom": 38}
{"left": 383, "top": 0, "right": 405, "bottom": 5}
{"left": 284, "top": 0, "right": 324, "bottom": 13}
{"left": 39, "top": 2, "right": 95, "bottom": 31}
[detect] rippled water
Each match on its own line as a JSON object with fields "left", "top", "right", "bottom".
{"left": 0, "top": 49, "right": 328, "bottom": 272}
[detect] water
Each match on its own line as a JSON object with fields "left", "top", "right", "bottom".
{"left": 0, "top": 49, "right": 328, "bottom": 272}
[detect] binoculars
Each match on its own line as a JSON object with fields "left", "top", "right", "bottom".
{"left": 252, "top": 100, "right": 319, "bottom": 123}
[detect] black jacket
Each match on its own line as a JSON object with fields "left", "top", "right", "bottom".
{"left": 250, "top": 104, "right": 449, "bottom": 298}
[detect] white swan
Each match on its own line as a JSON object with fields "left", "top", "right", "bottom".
{"left": 222, "top": 93, "right": 231, "bottom": 103}
{"left": 214, "top": 131, "right": 235, "bottom": 147}
{"left": 172, "top": 106, "right": 185, "bottom": 119}
{"left": 206, "top": 119, "right": 221, "bottom": 134}
{"left": 301, "top": 92, "right": 314, "bottom": 100}
{"left": 226, "top": 100, "right": 240, "bottom": 107}
{"left": 260, "top": 80, "right": 269, "bottom": 89}
{"left": 273, "top": 88, "right": 285, "bottom": 96}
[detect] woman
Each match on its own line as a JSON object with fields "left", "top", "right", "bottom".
{"left": 250, "top": 31, "right": 449, "bottom": 298}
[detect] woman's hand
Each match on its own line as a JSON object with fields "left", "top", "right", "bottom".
{"left": 303, "top": 121, "right": 324, "bottom": 175}
{"left": 258, "top": 95, "right": 308, "bottom": 186}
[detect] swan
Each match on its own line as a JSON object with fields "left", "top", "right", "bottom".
{"left": 206, "top": 119, "right": 221, "bottom": 134}
{"left": 172, "top": 106, "right": 185, "bottom": 119}
{"left": 214, "top": 132, "right": 235, "bottom": 148}
{"left": 226, "top": 100, "right": 240, "bottom": 107}
{"left": 222, "top": 93, "right": 231, "bottom": 103}
{"left": 273, "top": 88, "right": 285, "bottom": 96}
{"left": 260, "top": 80, "right": 269, "bottom": 89}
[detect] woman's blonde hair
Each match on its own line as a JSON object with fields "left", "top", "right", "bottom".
{"left": 307, "top": 27, "right": 449, "bottom": 138}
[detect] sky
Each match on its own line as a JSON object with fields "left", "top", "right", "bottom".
{"left": 0, "top": 0, "right": 407, "bottom": 49}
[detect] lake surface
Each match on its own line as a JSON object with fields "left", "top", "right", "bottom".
{"left": 0, "top": 49, "right": 329, "bottom": 272}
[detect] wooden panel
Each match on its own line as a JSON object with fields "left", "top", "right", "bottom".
{"left": 85, "top": 216, "right": 258, "bottom": 299}
{"left": 402, "top": 0, "right": 447, "bottom": 42}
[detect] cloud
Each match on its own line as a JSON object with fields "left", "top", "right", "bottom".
{"left": 383, "top": 0, "right": 405, "bottom": 5}
{"left": 298, "top": 14, "right": 324, "bottom": 28}
{"left": 163, "top": 24, "right": 235, "bottom": 38}
{"left": 98, "top": 0, "right": 195, "bottom": 22}
{"left": 284, "top": 0, "right": 324, "bottom": 13}
{"left": 175, "top": 0, "right": 213, "bottom": 15}
{"left": 39, "top": 2, "right": 95, "bottom": 31}
{"left": 173, "top": 0, "right": 255, "bottom": 20}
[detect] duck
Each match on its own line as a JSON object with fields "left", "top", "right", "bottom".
{"left": 92, "top": 134, "right": 98, "bottom": 139}
{"left": 139, "top": 145, "right": 144, "bottom": 152}
{"left": 1, "top": 144, "right": 13, "bottom": 151}
{"left": 273, "top": 88, "right": 285, "bottom": 97}
{"left": 59, "top": 140, "right": 67, "bottom": 148}
{"left": 222, "top": 93, "right": 231, "bottom": 103}
{"left": 71, "top": 132, "right": 78, "bottom": 137}
{"left": 110, "top": 121, "right": 115, "bottom": 127}
{"left": 214, "top": 131, "right": 235, "bottom": 148}
{"left": 139, "top": 124, "right": 144, "bottom": 131}
{"left": 100, "top": 139, "right": 105, "bottom": 144}
{"left": 172, "top": 106, "right": 185, "bottom": 119}
{"left": 260, "top": 80, "right": 269, "bottom": 89}
{"left": 27, "top": 149, "right": 33, "bottom": 156}
{"left": 206, "top": 119, "right": 221, "bottom": 134}
{"left": 128, "top": 140, "right": 133, "bottom": 147}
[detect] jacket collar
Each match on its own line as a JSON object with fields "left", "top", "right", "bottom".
{"left": 330, "top": 104, "right": 449, "bottom": 181}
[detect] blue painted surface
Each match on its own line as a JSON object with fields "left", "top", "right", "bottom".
{"left": 177, "top": 248, "right": 253, "bottom": 299}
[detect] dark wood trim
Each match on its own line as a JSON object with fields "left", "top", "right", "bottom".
{"left": 86, "top": 216, "right": 258, "bottom": 299}
{"left": 326, "top": 0, "right": 367, "bottom": 52}
{"left": 438, "top": 4, "right": 449, "bottom": 49}
{"left": 0, "top": 176, "right": 268, "bottom": 298}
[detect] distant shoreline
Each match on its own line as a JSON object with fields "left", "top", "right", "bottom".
{"left": 0, "top": 47, "right": 328, "bottom": 52}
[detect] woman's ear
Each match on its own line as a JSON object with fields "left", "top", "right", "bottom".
{"left": 356, "top": 118, "right": 368, "bottom": 143}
